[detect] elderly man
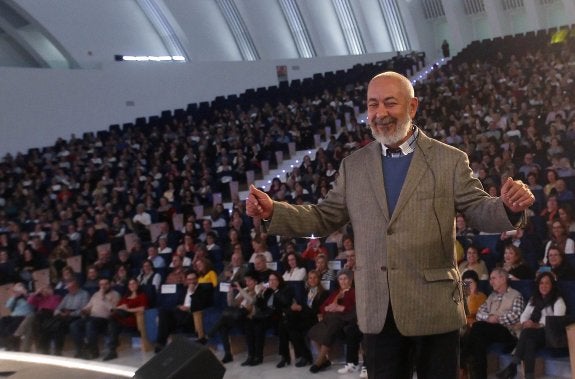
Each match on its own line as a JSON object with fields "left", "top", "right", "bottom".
{"left": 247, "top": 71, "right": 534, "bottom": 378}
{"left": 463, "top": 268, "right": 525, "bottom": 379}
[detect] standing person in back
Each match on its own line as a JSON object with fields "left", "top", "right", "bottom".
{"left": 246, "top": 71, "right": 535, "bottom": 378}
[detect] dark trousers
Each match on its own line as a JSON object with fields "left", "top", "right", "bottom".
{"left": 156, "top": 308, "right": 194, "bottom": 346}
{"left": 514, "top": 328, "right": 545, "bottom": 375}
{"left": 47, "top": 316, "right": 79, "bottom": 354}
{"left": 106, "top": 318, "right": 138, "bottom": 353}
{"left": 69, "top": 316, "right": 109, "bottom": 355}
{"left": 343, "top": 323, "right": 362, "bottom": 365}
{"left": 288, "top": 326, "right": 312, "bottom": 361}
{"left": 283, "top": 313, "right": 314, "bottom": 361}
{"left": 463, "top": 321, "right": 517, "bottom": 379}
{"left": 364, "top": 306, "right": 459, "bottom": 379}
{"left": 33, "top": 310, "right": 55, "bottom": 354}
{"left": 278, "top": 321, "right": 290, "bottom": 360}
{"left": 244, "top": 317, "right": 274, "bottom": 360}
{"left": 207, "top": 312, "right": 244, "bottom": 356}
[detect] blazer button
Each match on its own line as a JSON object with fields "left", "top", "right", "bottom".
{"left": 380, "top": 266, "right": 387, "bottom": 271}
{"left": 386, "top": 228, "right": 392, "bottom": 235}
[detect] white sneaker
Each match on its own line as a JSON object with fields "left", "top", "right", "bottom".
{"left": 338, "top": 363, "right": 359, "bottom": 374}
{"left": 359, "top": 366, "right": 368, "bottom": 378}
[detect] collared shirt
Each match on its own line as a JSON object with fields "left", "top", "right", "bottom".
{"left": 6, "top": 296, "right": 34, "bottom": 317}
{"left": 55, "top": 289, "right": 90, "bottom": 317}
{"left": 380, "top": 127, "right": 419, "bottom": 158}
{"left": 183, "top": 287, "right": 196, "bottom": 308}
{"left": 84, "top": 289, "right": 120, "bottom": 319}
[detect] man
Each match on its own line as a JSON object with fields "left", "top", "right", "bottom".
{"left": 154, "top": 270, "right": 211, "bottom": 352}
{"left": 219, "top": 246, "right": 247, "bottom": 285}
{"left": 49, "top": 279, "right": 89, "bottom": 355}
{"left": 146, "top": 246, "right": 166, "bottom": 269}
{"left": 70, "top": 277, "right": 120, "bottom": 359}
{"left": 251, "top": 253, "right": 272, "bottom": 284}
{"left": 132, "top": 203, "right": 152, "bottom": 241}
{"left": 463, "top": 268, "right": 524, "bottom": 379}
{"left": 246, "top": 71, "right": 535, "bottom": 378}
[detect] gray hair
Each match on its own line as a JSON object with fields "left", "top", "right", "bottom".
{"left": 337, "top": 268, "right": 354, "bottom": 281}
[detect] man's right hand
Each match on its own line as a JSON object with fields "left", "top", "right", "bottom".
{"left": 246, "top": 185, "right": 274, "bottom": 220}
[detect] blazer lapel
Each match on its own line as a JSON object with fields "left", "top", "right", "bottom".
{"left": 365, "top": 142, "right": 390, "bottom": 221}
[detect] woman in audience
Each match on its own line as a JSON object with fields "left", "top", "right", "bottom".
{"left": 170, "top": 244, "right": 192, "bottom": 268}
{"left": 282, "top": 251, "right": 307, "bottom": 281}
{"left": 308, "top": 269, "right": 359, "bottom": 374}
{"left": 192, "top": 257, "right": 218, "bottom": 344}
{"left": 543, "top": 169, "right": 559, "bottom": 198}
{"left": 103, "top": 278, "right": 149, "bottom": 361}
{"left": 195, "top": 257, "right": 218, "bottom": 288}
{"left": 501, "top": 245, "right": 534, "bottom": 280}
{"left": 462, "top": 270, "right": 487, "bottom": 328}
{"left": 208, "top": 271, "right": 261, "bottom": 363}
{"left": 458, "top": 245, "right": 489, "bottom": 280}
{"left": 112, "top": 264, "right": 130, "bottom": 295}
{"left": 243, "top": 271, "right": 293, "bottom": 367}
{"left": 558, "top": 204, "right": 575, "bottom": 233}
{"left": 543, "top": 220, "right": 575, "bottom": 264}
{"left": 136, "top": 259, "right": 161, "bottom": 307}
{"left": 496, "top": 272, "right": 566, "bottom": 379}
{"left": 540, "top": 245, "right": 575, "bottom": 280}
{"left": 248, "top": 235, "right": 273, "bottom": 263}
{"left": 17, "top": 246, "right": 43, "bottom": 290}
{"left": 283, "top": 270, "right": 330, "bottom": 368}
{"left": 314, "top": 254, "right": 337, "bottom": 282}
{"left": 136, "top": 259, "right": 161, "bottom": 290}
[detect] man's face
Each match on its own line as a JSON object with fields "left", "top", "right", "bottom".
{"left": 489, "top": 271, "right": 507, "bottom": 293}
{"left": 254, "top": 257, "right": 266, "bottom": 271}
{"left": 367, "top": 75, "right": 418, "bottom": 146}
{"left": 99, "top": 279, "right": 111, "bottom": 293}
{"left": 186, "top": 273, "right": 198, "bottom": 287}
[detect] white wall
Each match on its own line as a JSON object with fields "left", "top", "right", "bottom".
{"left": 0, "top": 52, "right": 395, "bottom": 156}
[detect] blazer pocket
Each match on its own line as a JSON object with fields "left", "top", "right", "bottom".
{"left": 423, "top": 267, "right": 459, "bottom": 282}
{"left": 423, "top": 267, "right": 463, "bottom": 304}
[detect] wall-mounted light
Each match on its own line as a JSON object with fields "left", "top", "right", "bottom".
{"left": 114, "top": 55, "right": 186, "bottom": 62}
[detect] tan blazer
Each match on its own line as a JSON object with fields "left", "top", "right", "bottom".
{"left": 267, "top": 131, "right": 519, "bottom": 336}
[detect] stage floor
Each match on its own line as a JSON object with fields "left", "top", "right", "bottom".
{"left": 0, "top": 348, "right": 565, "bottom": 378}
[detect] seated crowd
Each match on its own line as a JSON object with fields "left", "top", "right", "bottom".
{"left": 0, "top": 26, "right": 575, "bottom": 378}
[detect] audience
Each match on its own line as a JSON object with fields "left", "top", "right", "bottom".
{"left": 0, "top": 28, "right": 574, "bottom": 376}
{"left": 496, "top": 272, "right": 566, "bottom": 379}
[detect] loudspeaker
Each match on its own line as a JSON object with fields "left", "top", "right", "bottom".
{"left": 133, "top": 336, "right": 225, "bottom": 379}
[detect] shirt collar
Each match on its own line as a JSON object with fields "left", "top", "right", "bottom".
{"left": 381, "top": 127, "right": 419, "bottom": 158}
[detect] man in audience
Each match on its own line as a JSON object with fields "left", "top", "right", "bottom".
{"left": 154, "top": 270, "right": 211, "bottom": 352}
{"left": 463, "top": 268, "right": 525, "bottom": 379}
{"left": 251, "top": 253, "right": 272, "bottom": 284}
{"left": 70, "top": 277, "right": 120, "bottom": 359}
{"left": 48, "top": 278, "right": 90, "bottom": 356}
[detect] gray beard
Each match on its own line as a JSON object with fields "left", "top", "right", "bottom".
{"left": 371, "top": 117, "right": 412, "bottom": 146}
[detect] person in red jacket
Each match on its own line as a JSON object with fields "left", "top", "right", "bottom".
{"left": 103, "top": 278, "right": 148, "bottom": 361}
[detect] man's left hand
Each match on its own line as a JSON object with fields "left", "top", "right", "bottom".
{"left": 500, "top": 177, "right": 535, "bottom": 213}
